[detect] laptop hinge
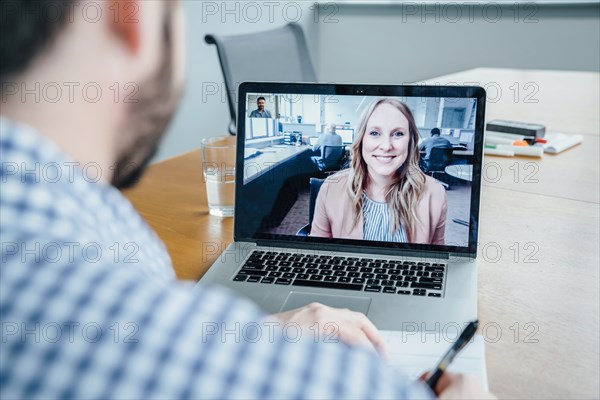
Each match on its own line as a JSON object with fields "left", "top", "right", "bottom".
{"left": 255, "top": 240, "right": 453, "bottom": 261}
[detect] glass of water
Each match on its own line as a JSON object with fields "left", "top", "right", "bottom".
{"left": 201, "top": 136, "right": 236, "bottom": 217}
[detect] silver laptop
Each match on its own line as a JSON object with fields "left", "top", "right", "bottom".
{"left": 200, "top": 83, "right": 486, "bottom": 331}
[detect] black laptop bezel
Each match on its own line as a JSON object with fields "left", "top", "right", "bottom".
{"left": 235, "top": 82, "right": 486, "bottom": 258}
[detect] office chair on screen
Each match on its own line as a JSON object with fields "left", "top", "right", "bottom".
{"left": 297, "top": 178, "right": 325, "bottom": 236}
{"left": 205, "top": 23, "right": 317, "bottom": 135}
{"left": 421, "top": 147, "right": 454, "bottom": 190}
{"left": 311, "top": 145, "right": 346, "bottom": 173}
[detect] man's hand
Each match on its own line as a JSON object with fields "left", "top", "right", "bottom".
{"left": 420, "top": 371, "right": 496, "bottom": 399}
{"left": 268, "top": 302, "right": 388, "bottom": 359}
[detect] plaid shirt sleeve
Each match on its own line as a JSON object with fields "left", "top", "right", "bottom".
{"left": 0, "top": 119, "right": 434, "bottom": 399}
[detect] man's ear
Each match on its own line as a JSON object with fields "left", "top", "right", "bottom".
{"left": 109, "top": 0, "right": 140, "bottom": 53}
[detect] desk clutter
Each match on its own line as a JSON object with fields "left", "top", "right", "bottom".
{"left": 283, "top": 132, "right": 303, "bottom": 146}
{"left": 484, "top": 119, "right": 583, "bottom": 158}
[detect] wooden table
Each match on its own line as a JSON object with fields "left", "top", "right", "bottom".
{"left": 123, "top": 68, "right": 599, "bottom": 399}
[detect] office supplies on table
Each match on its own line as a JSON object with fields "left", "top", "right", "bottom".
{"left": 199, "top": 82, "right": 486, "bottom": 330}
{"left": 485, "top": 136, "right": 529, "bottom": 146}
{"left": 484, "top": 147, "right": 515, "bottom": 156}
{"left": 426, "top": 320, "right": 479, "bottom": 390}
{"left": 486, "top": 119, "right": 545, "bottom": 139}
{"left": 542, "top": 133, "right": 584, "bottom": 154}
{"left": 485, "top": 135, "right": 519, "bottom": 145}
{"left": 491, "top": 144, "right": 543, "bottom": 157}
{"left": 485, "top": 131, "right": 525, "bottom": 141}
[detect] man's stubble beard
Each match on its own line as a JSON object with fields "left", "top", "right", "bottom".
{"left": 111, "top": 3, "right": 183, "bottom": 190}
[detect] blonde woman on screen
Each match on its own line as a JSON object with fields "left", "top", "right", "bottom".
{"left": 310, "top": 98, "right": 447, "bottom": 244}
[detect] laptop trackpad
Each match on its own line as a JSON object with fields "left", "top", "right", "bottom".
{"left": 280, "top": 292, "right": 372, "bottom": 314}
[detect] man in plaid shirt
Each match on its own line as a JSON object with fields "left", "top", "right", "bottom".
{"left": 0, "top": 1, "right": 491, "bottom": 398}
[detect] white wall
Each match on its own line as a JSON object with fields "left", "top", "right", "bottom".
{"left": 313, "top": 3, "right": 600, "bottom": 84}
{"left": 154, "top": 1, "right": 599, "bottom": 162}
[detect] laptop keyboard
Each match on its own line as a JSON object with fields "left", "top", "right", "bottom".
{"left": 232, "top": 250, "right": 446, "bottom": 298}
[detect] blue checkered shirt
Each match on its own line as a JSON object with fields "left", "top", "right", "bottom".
{"left": 0, "top": 118, "right": 433, "bottom": 399}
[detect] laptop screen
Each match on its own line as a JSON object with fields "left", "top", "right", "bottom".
{"left": 236, "top": 83, "right": 485, "bottom": 256}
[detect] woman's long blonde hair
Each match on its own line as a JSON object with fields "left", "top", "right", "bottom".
{"left": 347, "top": 98, "right": 426, "bottom": 241}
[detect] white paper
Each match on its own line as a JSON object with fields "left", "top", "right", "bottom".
{"left": 380, "top": 331, "right": 488, "bottom": 391}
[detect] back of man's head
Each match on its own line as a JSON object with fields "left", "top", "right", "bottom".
{"left": 0, "top": 1, "right": 185, "bottom": 189}
{"left": 0, "top": 0, "right": 74, "bottom": 82}
{"left": 431, "top": 128, "right": 441, "bottom": 136}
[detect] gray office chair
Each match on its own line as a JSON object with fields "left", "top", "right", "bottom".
{"left": 420, "top": 147, "right": 454, "bottom": 189}
{"left": 311, "top": 145, "right": 346, "bottom": 173}
{"left": 205, "top": 23, "right": 317, "bottom": 135}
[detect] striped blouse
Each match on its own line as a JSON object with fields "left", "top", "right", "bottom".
{"left": 362, "top": 193, "right": 408, "bottom": 242}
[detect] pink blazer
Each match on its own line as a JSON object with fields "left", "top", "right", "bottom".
{"left": 310, "top": 170, "right": 448, "bottom": 244}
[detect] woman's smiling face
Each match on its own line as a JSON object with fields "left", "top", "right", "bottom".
{"left": 361, "top": 102, "right": 411, "bottom": 182}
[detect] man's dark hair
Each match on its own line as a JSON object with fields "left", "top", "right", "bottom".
{"left": 431, "top": 128, "right": 441, "bottom": 136}
{"left": 1, "top": 0, "right": 74, "bottom": 82}
{"left": 257, "top": 96, "right": 266, "bottom": 102}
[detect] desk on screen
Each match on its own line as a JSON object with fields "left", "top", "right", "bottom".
{"left": 243, "top": 145, "right": 312, "bottom": 184}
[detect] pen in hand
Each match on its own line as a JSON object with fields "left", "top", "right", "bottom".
{"left": 426, "top": 320, "right": 479, "bottom": 391}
